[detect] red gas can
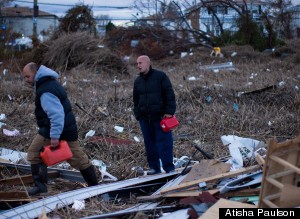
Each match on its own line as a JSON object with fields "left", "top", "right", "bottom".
{"left": 160, "top": 116, "right": 179, "bottom": 132}
{"left": 40, "top": 140, "right": 73, "bottom": 166}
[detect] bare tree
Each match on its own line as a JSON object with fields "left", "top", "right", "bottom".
{"left": 185, "top": 0, "right": 250, "bottom": 36}
{"left": 133, "top": 0, "right": 169, "bottom": 20}
{"left": 95, "top": 15, "right": 111, "bottom": 27}
{"left": 95, "top": 15, "right": 111, "bottom": 36}
{"left": 133, "top": 0, "right": 214, "bottom": 47}
{"left": 263, "top": 0, "right": 294, "bottom": 39}
{"left": 132, "top": 0, "right": 294, "bottom": 50}
{"left": 187, "top": 0, "right": 296, "bottom": 41}
{"left": 59, "top": 4, "right": 96, "bottom": 34}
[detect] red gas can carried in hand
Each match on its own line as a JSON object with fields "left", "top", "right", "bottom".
{"left": 40, "top": 140, "right": 73, "bottom": 166}
{"left": 160, "top": 116, "right": 179, "bottom": 132}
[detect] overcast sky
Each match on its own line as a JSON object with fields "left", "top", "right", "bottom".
{"left": 10, "top": 0, "right": 138, "bottom": 25}
{"left": 8, "top": 0, "right": 300, "bottom": 26}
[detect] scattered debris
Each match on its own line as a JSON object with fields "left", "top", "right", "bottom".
{"left": 198, "top": 62, "right": 235, "bottom": 71}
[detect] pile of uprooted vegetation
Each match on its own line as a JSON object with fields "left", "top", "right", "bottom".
{"left": 21, "top": 32, "right": 129, "bottom": 74}
{"left": 1, "top": 36, "right": 300, "bottom": 217}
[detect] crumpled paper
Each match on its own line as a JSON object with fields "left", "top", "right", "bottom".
{"left": 3, "top": 128, "right": 20, "bottom": 136}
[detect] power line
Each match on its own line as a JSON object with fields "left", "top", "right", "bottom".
{"left": 13, "top": 0, "right": 130, "bottom": 9}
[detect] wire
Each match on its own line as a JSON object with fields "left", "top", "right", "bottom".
{"left": 13, "top": 0, "right": 130, "bottom": 9}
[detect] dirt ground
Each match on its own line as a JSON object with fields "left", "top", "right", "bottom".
{"left": 1, "top": 39, "right": 300, "bottom": 217}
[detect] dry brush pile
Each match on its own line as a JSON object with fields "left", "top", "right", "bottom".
{"left": 1, "top": 35, "right": 300, "bottom": 217}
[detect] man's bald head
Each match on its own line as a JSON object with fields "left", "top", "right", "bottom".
{"left": 22, "top": 62, "right": 38, "bottom": 86}
{"left": 137, "top": 55, "right": 151, "bottom": 74}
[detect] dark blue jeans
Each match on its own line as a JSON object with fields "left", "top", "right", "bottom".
{"left": 139, "top": 119, "right": 175, "bottom": 173}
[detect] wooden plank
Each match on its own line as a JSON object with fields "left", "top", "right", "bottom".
{"left": 199, "top": 198, "right": 255, "bottom": 219}
{"left": 255, "top": 154, "right": 265, "bottom": 167}
{"left": 268, "top": 169, "right": 294, "bottom": 179}
{"left": 180, "top": 160, "right": 231, "bottom": 184}
{"left": 259, "top": 138, "right": 280, "bottom": 207}
{"left": 137, "top": 189, "right": 219, "bottom": 201}
{"left": 218, "top": 188, "right": 260, "bottom": 198}
{"left": 160, "top": 165, "right": 260, "bottom": 194}
{"left": 163, "top": 189, "right": 219, "bottom": 198}
{"left": 264, "top": 193, "right": 280, "bottom": 201}
{"left": 0, "top": 191, "right": 37, "bottom": 202}
{"left": 262, "top": 199, "right": 279, "bottom": 208}
{"left": 265, "top": 177, "right": 283, "bottom": 189}
{"left": 268, "top": 135, "right": 300, "bottom": 153}
{"left": 0, "top": 158, "right": 11, "bottom": 163}
{"left": 0, "top": 171, "right": 59, "bottom": 185}
{"left": 270, "top": 155, "right": 300, "bottom": 174}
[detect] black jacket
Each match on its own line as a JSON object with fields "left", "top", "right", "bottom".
{"left": 35, "top": 76, "right": 78, "bottom": 141}
{"left": 133, "top": 67, "right": 176, "bottom": 121}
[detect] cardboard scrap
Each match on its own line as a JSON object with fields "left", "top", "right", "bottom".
{"left": 160, "top": 165, "right": 260, "bottom": 194}
{"left": 180, "top": 159, "right": 231, "bottom": 184}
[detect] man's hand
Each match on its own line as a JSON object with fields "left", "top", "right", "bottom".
{"left": 164, "top": 114, "right": 173, "bottom": 118}
{"left": 50, "top": 138, "right": 59, "bottom": 148}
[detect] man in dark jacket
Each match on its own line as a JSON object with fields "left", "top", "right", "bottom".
{"left": 22, "top": 62, "right": 98, "bottom": 196}
{"left": 133, "top": 55, "right": 176, "bottom": 175}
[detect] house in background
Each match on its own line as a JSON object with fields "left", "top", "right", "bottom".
{"left": 288, "top": 4, "right": 300, "bottom": 38}
{"left": 186, "top": 0, "right": 268, "bottom": 36}
{"left": 0, "top": 5, "right": 58, "bottom": 41}
{"left": 186, "top": 0, "right": 300, "bottom": 39}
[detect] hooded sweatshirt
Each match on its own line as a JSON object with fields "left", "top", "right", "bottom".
{"left": 34, "top": 65, "right": 78, "bottom": 141}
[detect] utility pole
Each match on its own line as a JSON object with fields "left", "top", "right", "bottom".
{"left": 250, "top": 0, "right": 253, "bottom": 19}
{"left": 33, "top": 0, "right": 38, "bottom": 47}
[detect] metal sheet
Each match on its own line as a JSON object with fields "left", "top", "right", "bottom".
{"left": 0, "top": 172, "right": 177, "bottom": 219}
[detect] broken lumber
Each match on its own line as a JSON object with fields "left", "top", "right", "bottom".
{"left": 137, "top": 189, "right": 219, "bottom": 201}
{"left": 258, "top": 135, "right": 300, "bottom": 208}
{"left": 160, "top": 165, "right": 260, "bottom": 194}
{"left": 0, "top": 171, "right": 59, "bottom": 185}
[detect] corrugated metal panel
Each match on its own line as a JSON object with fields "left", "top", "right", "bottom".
{"left": 0, "top": 173, "right": 177, "bottom": 219}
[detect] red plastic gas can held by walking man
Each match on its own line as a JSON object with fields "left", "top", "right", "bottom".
{"left": 160, "top": 116, "right": 179, "bottom": 132}
{"left": 40, "top": 140, "right": 73, "bottom": 166}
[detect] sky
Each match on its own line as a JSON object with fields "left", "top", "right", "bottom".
{"left": 8, "top": 0, "right": 300, "bottom": 26}
{"left": 9, "top": 0, "right": 139, "bottom": 26}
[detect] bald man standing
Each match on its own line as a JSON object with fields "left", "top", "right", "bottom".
{"left": 133, "top": 55, "right": 176, "bottom": 175}
{"left": 22, "top": 63, "right": 98, "bottom": 196}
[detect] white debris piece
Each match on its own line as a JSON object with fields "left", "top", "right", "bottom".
{"left": 92, "top": 159, "right": 118, "bottom": 182}
{"left": 0, "top": 122, "right": 6, "bottom": 128}
{"left": 188, "top": 76, "right": 196, "bottom": 81}
{"left": 85, "top": 130, "right": 95, "bottom": 138}
{"left": 0, "top": 113, "right": 7, "bottom": 120}
{"left": 180, "top": 52, "right": 188, "bottom": 58}
{"left": 72, "top": 200, "right": 85, "bottom": 211}
{"left": 158, "top": 209, "right": 189, "bottom": 219}
{"left": 221, "top": 135, "right": 265, "bottom": 169}
{"left": 278, "top": 81, "right": 285, "bottom": 87}
{"left": 133, "top": 136, "right": 140, "bottom": 142}
{"left": 3, "top": 128, "right": 20, "bottom": 136}
{"left": 114, "top": 125, "right": 124, "bottom": 133}
{"left": 0, "top": 148, "right": 28, "bottom": 163}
